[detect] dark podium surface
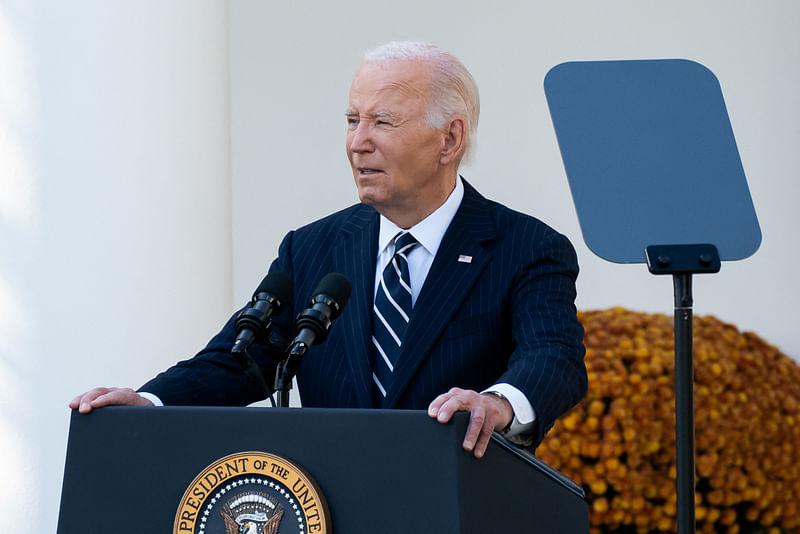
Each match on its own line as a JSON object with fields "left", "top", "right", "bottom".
{"left": 58, "top": 406, "right": 588, "bottom": 533}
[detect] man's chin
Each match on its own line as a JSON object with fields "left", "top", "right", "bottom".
{"left": 358, "top": 196, "right": 385, "bottom": 211}
{"left": 355, "top": 186, "right": 387, "bottom": 208}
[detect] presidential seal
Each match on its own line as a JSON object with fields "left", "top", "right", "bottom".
{"left": 174, "top": 451, "right": 331, "bottom": 534}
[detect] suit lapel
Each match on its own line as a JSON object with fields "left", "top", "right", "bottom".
{"left": 333, "top": 206, "right": 379, "bottom": 408}
{"left": 383, "top": 181, "right": 496, "bottom": 408}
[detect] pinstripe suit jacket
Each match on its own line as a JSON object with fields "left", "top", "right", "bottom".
{"left": 141, "top": 179, "right": 587, "bottom": 446}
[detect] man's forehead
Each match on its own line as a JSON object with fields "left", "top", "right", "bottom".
{"left": 348, "top": 60, "right": 431, "bottom": 109}
{"left": 355, "top": 57, "right": 431, "bottom": 81}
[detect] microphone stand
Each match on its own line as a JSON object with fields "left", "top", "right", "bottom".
{"left": 274, "top": 343, "right": 306, "bottom": 408}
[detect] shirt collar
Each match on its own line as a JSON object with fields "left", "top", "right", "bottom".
{"left": 377, "top": 176, "right": 465, "bottom": 257}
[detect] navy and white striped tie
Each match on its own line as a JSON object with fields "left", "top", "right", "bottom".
{"left": 372, "top": 231, "right": 419, "bottom": 403}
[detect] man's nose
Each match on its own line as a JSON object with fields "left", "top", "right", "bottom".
{"left": 348, "top": 124, "right": 374, "bottom": 153}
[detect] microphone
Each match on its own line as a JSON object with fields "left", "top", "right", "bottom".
{"left": 274, "top": 273, "right": 351, "bottom": 407}
{"left": 286, "top": 272, "right": 352, "bottom": 357}
{"left": 231, "top": 270, "right": 293, "bottom": 366}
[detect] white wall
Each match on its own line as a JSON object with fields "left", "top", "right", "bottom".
{"left": 0, "top": 0, "right": 231, "bottom": 531}
{"left": 229, "top": 0, "right": 800, "bottom": 363}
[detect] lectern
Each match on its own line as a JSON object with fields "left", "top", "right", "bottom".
{"left": 58, "top": 407, "right": 588, "bottom": 533}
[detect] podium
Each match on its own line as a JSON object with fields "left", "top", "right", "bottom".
{"left": 58, "top": 407, "right": 588, "bottom": 533}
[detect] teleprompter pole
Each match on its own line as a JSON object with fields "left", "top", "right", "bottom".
{"left": 673, "top": 273, "right": 695, "bottom": 534}
{"left": 646, "top": 244, "right": 720, "bottom": 534}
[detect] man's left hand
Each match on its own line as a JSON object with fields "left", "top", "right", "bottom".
{"left": 428, "top": 387, "right": 514, "bottom": 458}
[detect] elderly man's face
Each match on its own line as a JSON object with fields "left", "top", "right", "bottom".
{"left": 346, "top": 60, "right": 454, "bottom": 227}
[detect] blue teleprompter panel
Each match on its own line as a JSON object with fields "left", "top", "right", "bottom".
{"left": 545, "top": 59, "right": 761, "bottom": 264}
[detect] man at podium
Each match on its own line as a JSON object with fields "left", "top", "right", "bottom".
{"left": 70, "top": 41, "right": 587, "bottom": 458}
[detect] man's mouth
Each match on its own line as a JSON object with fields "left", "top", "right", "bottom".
{"left": 358, "top": 167, "right": 383, "bottom": 175}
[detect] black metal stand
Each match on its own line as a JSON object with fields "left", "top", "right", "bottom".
{"left": 673, "top": 273, "right": 696, "bottom": 534}
{"left": 274, "top": 345, "right": 305, "bottom": 408}
{"left": 645, "top": 244, "right": 720, "bottom": 534}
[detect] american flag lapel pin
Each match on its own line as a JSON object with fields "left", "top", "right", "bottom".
{"left": 458, "top": 254, "right": 473, "bottom": 264}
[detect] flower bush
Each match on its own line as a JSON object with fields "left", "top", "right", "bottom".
{"left": 535, "top": 308, "right": 800, "bottom": 534}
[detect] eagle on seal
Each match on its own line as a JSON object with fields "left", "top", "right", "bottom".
{"left": 221, "top": 491, "right": 284, "bottom": 534}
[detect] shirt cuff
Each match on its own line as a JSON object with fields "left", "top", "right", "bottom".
{"left": 137, "top": 391, "right": 164, "bottom": 407}
{"left": 482, "top": 383, "right": 536, "bottom": 438}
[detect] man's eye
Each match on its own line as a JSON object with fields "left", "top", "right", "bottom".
{"left": 376, "top": 120, "right": 391, "bottom": 126}
{"left": 346, "top": 118, "right": 359, "bottom": 128}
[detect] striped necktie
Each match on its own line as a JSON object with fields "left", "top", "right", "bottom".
{"left": 372, "top": 231, "right": 419, "bottom": 403}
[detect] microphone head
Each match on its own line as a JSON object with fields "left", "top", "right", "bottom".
{"left": 254, "top": 271, "right": 294, "bottom": 306}
{"left": 312, "top": 272, "right": 352, "bottom": 319}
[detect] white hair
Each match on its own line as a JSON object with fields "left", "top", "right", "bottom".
{"left": 363, "top": 41, "right": 480, "bottom": 162}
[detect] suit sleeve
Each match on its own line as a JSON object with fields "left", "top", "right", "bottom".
{"left": 498, "top": 230, "right": 587, "bottom": 446}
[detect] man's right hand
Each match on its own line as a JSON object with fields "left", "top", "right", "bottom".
{"left": 69, "top": 387, "right": 154, "bottom": 414}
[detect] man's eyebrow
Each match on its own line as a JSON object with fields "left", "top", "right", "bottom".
{"left": 343, "top": 110, "right": 395, "bottom": 120}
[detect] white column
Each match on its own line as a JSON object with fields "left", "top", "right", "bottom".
{"left": 0, "top": 1, "right": 231, "bottom": 530}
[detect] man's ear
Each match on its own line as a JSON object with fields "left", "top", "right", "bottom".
{"left": 440, "top": 117, "right": 466, "bottom": 165}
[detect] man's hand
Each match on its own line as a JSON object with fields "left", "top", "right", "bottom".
{"left": 69, "top": 387, "right": 154, "bottom": 414}
{"left": 428, "top": 387, "right": 514, "bottom": 458}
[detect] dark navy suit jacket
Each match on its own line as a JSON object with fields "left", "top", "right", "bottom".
{"left": 141, "top": 179, "right": 587, "bottom": 446}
